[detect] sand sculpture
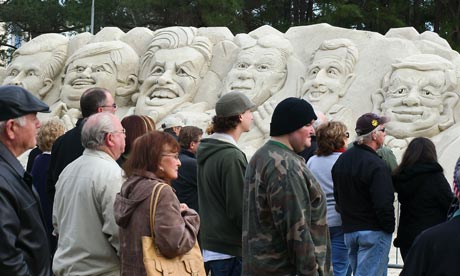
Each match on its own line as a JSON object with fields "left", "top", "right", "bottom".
{"left": 3, "top": 23, "right": 460, "bottom": 178}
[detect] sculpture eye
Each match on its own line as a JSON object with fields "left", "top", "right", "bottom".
{"left": 309, "top": 68, "right": 319, "bottom": 76}
{"left": 237, "top": 62, "right": 249, "bottom": 69}
{"left": 151, "top": 66, "right": 164, "bottom": 75}
{"left": 397, "top": 88, "right": 405, "bottom": 94}
{"left": 422, "top": 89, "right": 431, "bottom": 96}
{"left": 8, "top": 69, "right": 19, "bottom": 76}
{"left": 27, "top": 70, "right": 36, "bottom": 77}
{"left": 76, "top": 66, "right": 85, "bottom": 73}
{"left": 257, "top": 64, "right": 270, "bottom": 71}
{"left": 327, "top": 67, "right": 339, "bottom": 76}
{"left": 94, "top": 66, "right": 106, "bottom": 73}
{"left": 176, "top": 67, "right": 190, "bottom": 77}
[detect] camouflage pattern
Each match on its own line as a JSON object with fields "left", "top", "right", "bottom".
{"left": 243, "top": 141, "right": 332, "bottom": 275}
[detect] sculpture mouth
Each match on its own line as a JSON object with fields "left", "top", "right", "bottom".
{"left": 71, "top": 79, "right": 95, "bottom": 88}
{"left": 230, "top": 85, "right": 253, "bottom": 91}
{"left": 392, "top": 109, "right": 424, "bottom": 122}
{"left": 144, "top": 87, "right": 179, "bottom": 106}
{"left": 305, "top": 88, "right": 328, "bottom": 100}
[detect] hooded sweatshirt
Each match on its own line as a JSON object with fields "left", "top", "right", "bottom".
{"left": 114, "top": 171, "right": 200, "bottom": 276}
{"left": 393, "top": 162, "right": 453, "bottom": 249}
{"left": 196, "top": 136, "right": 248, "bottom": 257}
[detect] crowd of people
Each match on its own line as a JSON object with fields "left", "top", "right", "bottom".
{"left": 1, "top": 84, "right": 459, "bottom": 276}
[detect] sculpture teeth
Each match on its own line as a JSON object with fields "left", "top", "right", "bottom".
{"left": 150, "top": 90, "right": 177, "bottom": 99}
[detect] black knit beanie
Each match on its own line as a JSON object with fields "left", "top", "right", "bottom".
{"left": 270, "top": 97, "right": 317, "bottom": 136}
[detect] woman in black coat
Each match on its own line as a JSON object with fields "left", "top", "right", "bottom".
{"left": 392, "top": 137, "right": 454, "bottom": 260}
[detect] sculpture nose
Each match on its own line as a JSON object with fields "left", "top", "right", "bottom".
{"left": 311, "top": 69, "right": 326, "bottom": 87}
{"left": 157, "top": 70, "right": 174, "bottom": 85}
{"left": 402, "top": 88, "right": 421, "bottom": 106}
{"left": 237, "top": 68, "right": 252, "bottom": 80}
{"left": 8, "top": 74, "right": 24, "bottom": 87}
{"left": 80, "top": 67, "right": 92, "bottom": 77}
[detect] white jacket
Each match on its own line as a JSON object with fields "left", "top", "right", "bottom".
{"left": 53, "top": 149, "right": 123, "bottom": 276}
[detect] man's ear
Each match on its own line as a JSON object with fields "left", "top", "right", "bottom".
{"left": 371, "top": 89, "right": 385, "bottom": 114}
{"left": 439, "top": 91, "right": 459, "bottom": 131}
{"left": 338, "top": 73, "right": 356, "bottom": 97}
{"left": 38, "top": 78, "right": 53, "bottom": 97}
{"left": 3, "top": 119, "right": 16, "bottom": 140}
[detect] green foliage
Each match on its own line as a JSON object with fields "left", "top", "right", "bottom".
{"left": 0, "top": 0, "right": 459, "bottom": 57}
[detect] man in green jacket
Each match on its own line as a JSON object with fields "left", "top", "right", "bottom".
{"left": 243, "top": 97, "right": 332, "bottom": 275}
{"left": 197, "top": 91, "right": 255, "bottom": 276}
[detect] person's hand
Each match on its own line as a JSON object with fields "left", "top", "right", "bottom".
{"left": 179, "top": 203, "right": 189, "bottom": 212}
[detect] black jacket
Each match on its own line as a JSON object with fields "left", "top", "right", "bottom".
{"left": 393, "top": 162, "right": 453, "bottom": 250}
{"left": 332, "top": 142, "right": 395, "bottom": 233}
{"left": 172, "top": 149, "right": 199, "bottom": 212}
{"left": 0, "top": 142, "right": 51, "bottom": 276}
{"left": 401, "top": 216, "right": 460, "bottom": 276}
{"left": 46, "top": 118, "right": 85, "bottom": 200}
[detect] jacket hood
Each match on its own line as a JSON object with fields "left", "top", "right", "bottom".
{"left": 196, "top": 138, "right": 239, "bottom": 166}
{"left": 393, "top": 162, "right": 443, "bottom": 194}
{"left": 114, "top": 171, "right": 161, "bottom": 228}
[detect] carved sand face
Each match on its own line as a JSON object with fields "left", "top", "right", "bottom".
{"left": 3, "top": 52, "right": 52, "bottom": 98}
{"left": 136, "top": 47, "right": 206, "bottom": 117}
{"left": 223, "top": 46, "right": 286, "bottom": 106}
{"left": 61, "top": 53, "right": 119, "bottom": 109}
{"left": 382, "top": 68, "right": 445, "bottom": 138}
{"left": 302, "top": 47, "right": 349, "bottom": 113}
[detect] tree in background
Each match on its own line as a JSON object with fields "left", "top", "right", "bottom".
{"left": 0, "top": 0, "right": 459, "bottom": 63}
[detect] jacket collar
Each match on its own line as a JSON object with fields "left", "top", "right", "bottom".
{"left": 0, "top": 141, "right": 27, "bottom": 183}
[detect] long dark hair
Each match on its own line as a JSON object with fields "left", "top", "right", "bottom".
{"left": 393, "top": 137, "right": 438, "bottom": 175}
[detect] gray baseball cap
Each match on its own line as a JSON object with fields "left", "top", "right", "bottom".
{"left": 215, "top": 91, "right": 256, "bottom": 117}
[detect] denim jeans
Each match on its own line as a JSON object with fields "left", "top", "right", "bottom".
{"left": 205, "top": 257, "right": 242, "bottom": 276}
{"left": 330, "top": 226, "right": 352, "bottom": 276}
{"left": 344, "top": 230, "right": 392, "bottom": 276}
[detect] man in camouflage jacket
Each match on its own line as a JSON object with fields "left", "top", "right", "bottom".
{"left": 243, "top": 98, "right": 332, "bottom": 276}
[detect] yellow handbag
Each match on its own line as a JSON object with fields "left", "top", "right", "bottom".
{"left": 142, "top": 183, "right": 206, "bottom": 276}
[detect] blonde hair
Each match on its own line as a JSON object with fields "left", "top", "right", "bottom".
{"left": 37, "top": 118, "right": 66, "bottom": 152}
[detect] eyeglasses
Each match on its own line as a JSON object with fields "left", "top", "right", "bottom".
{"left": 111, "top": 128, "right": 126, "bottom": 134}
{"left": 161, "top": 153, "right": 180, "bottom": 160}
{"left": 100, "top": 103, "right": 117, "bottom": 109}
{"left": 345, "top": 132, "right": 350, "bottom": 138}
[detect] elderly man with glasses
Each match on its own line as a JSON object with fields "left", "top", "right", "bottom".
{"left": 52, "top": 112, "right": 125, "bottom": 276}
{"left": 332, "top": 112, "right": 395, "bottom": 276}
{"left": 47, "top": 87, "right": 117, "bottom": 203}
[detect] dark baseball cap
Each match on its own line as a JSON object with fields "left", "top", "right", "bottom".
{"left": 0, "top": 85, "right": 50, "bottom": 121}
{"left": 355, "top": 112, "right": 389, "bottom": 136}
{"left": 215, "top": 91, "right": 255, "bottom": 117}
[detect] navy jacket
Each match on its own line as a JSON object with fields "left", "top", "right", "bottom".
{"left": 0, "top": 142, "right": 51, "bottom": 276}
{"left": 332, "top": 142, "right": 395, "bottom": 233}
{"left": 46, "top": 118, "right": 85, "bottom": 200}
{"left": 172, "top": 149, "right": 199, "bottom": 212}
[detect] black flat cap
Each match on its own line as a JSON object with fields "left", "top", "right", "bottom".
{"left": 0, "top": 85, "right": 50, "bottom": 121}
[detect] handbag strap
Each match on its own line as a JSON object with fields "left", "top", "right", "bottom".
{"left": 148, "top": 183, "right": 167, "bottom": 238}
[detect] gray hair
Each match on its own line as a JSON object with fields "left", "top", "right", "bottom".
{"left": 0, "top": 116, "right": 26, "bottom": 136}
{"left": 355, "top": 127, "right": 379, "bottom": 145}
{"left": 81, "top": 113, "right": 117, "bottom": 149}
